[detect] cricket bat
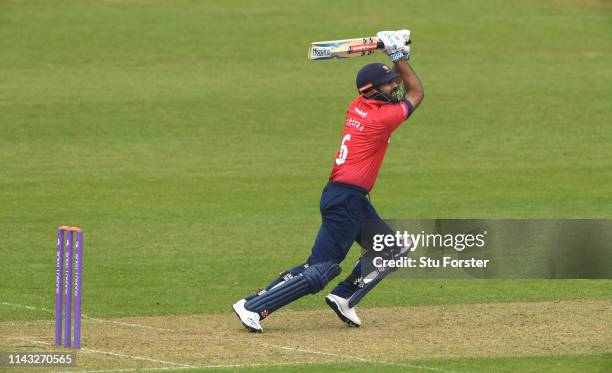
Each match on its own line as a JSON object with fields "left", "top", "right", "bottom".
{"left": 308, "top": 36, "right": 410, "bottom": 61}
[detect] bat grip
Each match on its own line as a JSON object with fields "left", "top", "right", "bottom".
{"left": 376, "top": 40, "right": 411, "bottom": 49}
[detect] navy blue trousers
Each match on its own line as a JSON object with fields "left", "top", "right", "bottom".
{"left": 310, "top": 182, "right": 387, "bottom": 298}
{"left": 248, "top": 181, "right": 391, "bottom": 302}
{"left": 309, "top": 182, "right": 378, "bottom": 263}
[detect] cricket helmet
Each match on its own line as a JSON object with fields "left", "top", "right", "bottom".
{"left": 356, "top": 63, "right": 401, "bottom": 102}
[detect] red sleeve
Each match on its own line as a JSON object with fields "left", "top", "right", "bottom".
{"left": 378, "top": 99, "right": 413, "bottom": 132}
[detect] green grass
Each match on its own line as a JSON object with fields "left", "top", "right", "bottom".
{"left": 214, "top": 353, "right": 612, "bottom": 373}
{"left": 0, "top": 0, "right": 611, "bottom": 371}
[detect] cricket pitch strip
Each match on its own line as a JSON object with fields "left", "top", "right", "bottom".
{"left": 1, "top": 300, "right": 610, "bottom": 372}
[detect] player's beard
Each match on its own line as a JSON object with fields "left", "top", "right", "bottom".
{"left": 389, "top": 85, "right": 406, "bottom": 103}
{"left": 370, "top": 84, "right": 406, "bottom": 104}
{"left": 375, "top": 85, "right": 405, "bottom": 103}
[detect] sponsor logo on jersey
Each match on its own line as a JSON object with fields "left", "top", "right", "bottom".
{"left": 354, "top": 107, "right": 368, "bottom": 118}
{"left": 346, "top": 118, "right": 365, "bottom": 132}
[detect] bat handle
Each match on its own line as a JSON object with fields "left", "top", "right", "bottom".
{"left": 376, "top": 40, "right": 411, "bottom": 49}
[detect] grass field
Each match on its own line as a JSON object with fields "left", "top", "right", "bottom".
{"left": 1, "top": 0, "right": 611, "bottom": 372}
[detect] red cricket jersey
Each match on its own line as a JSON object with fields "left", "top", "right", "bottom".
{"left": 329, "top": 96, "right": 413, "bottom": 192}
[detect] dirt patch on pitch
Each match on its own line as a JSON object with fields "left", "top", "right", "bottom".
{"left": 1, "top": 299, "right": 610, "bottom": 371}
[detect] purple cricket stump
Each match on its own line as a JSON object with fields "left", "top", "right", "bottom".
{"left": 64, "top": 230, "right": 73, "bottom": 348}
{"left": 73, "top": 230, "right": 83, "bottom": 348}
{"left": 55, "top": 228, "right": 65, "bottom": 346}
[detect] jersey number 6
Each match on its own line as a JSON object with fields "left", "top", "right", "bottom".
{"left": 335, "top": 134, "right": 351, "bottom": 165}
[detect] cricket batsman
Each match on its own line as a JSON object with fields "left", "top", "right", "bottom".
{"left": 233, "top": 30, "right": 424, "bottom": 332}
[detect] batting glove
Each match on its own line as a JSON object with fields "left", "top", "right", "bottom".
{"left": 397, "top": 29, "right": 411, "bottom": 61}
{"left": 397, "top": 29, "right": 411, "bottom": 44}
{"left": 376, "top": 31, "right": 405, "bottom": 62}
{"left": 401, "top": 45, "right": 411, "bottom": 61}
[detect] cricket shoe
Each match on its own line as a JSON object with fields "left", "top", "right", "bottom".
{"left": 325, "top": 294, "right": 361, "bottom": 327}
{"left": 232, "top": 299, "right": 263, "bottom": 333}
